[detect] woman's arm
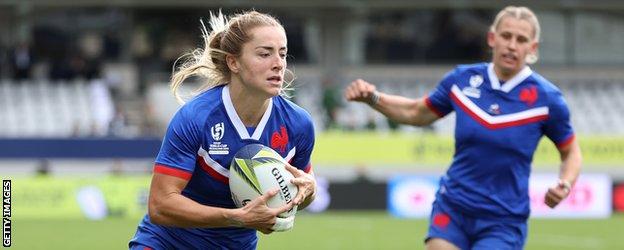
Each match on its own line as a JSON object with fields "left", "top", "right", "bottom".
{"left": 148, "top": 173, "right": 292, "bottom": 233}
{"left": 544, "top": 139, "right": 582, "bottom": 208}
{"left": 344, "top": 79, "right": 440, "bottom": 126}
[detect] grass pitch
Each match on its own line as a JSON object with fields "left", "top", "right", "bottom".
{"left": 10, "top": 212, "right": 624, "bottom": 250}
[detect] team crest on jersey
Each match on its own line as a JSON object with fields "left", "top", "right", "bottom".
{"left": 271, "top": 126, "right": 289, "bottom": 153}
{"left": 462, "top": 75, "right": 483, "bottom": 98}
{"left": 209, "top": 122, "right": 229, "bottom": 155}
{"left": 519, "top": 86, "right": 538, "bottom": 107}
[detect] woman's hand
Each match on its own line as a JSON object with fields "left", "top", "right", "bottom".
{"left": 230, "top": 189, "right": 294, "bottom": 234}
{"left": 544, "top": 179, "right": 572, "bottom": 208}
{"left": 285, "top": 164, "right": 316, "bottom": 208}
{"left": 344, "top": 79, "right": 378, "bottom": 105}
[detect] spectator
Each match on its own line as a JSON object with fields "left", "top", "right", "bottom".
{"left": 321, "top": 77, "right": 343, "bottom": 130}
{"left": 10, "top": 41, "right": 34, "bottom": 80}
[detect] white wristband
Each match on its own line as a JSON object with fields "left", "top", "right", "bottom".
{"left": 559, "top": 179, "right": 572, "bottom": 194}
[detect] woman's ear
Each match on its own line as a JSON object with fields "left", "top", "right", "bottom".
{"left": 531, "top": 41, "right": 539, "bottom": 55}
{"left": 487, "top": 31, "right": 496, "bottom": 48}
{"left": 226, "top": 54, "right": 239, "bottom": 74}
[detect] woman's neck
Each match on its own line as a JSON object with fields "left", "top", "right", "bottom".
{"left": 228, "top": 82, "right": 270, "bottom": 127}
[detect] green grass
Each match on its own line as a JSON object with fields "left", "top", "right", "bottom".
{"left": 10, "top": 212, "right": 624, "bottom": 249}
{"left": 11, "top": 217, "right": 141, "bottom": 249}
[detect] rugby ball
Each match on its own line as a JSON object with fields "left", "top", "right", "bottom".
{"left": 229, "top": 144, "right": 298, "bottom": 218}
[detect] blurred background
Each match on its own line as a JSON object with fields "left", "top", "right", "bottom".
{"left": 1, "top": 0, "right": 623, "bottom": 249}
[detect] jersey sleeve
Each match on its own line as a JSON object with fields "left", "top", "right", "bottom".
{"left": 290, "top": 114, "right": 315, "bottom": 173}
{"left": 154, "top": 107, "right": 203, "bottom": 180}
{"left": 543, "top": 91, "right": 575, "bottom": 148}
{"left": 424, "top": 68, "right": 457, "bottom": 117}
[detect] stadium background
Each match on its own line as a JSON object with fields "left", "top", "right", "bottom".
{"left": 1, "top": 0, "right": 624, "bottom": 249}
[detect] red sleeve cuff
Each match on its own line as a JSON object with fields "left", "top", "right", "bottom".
{"left": 303, "top": 164, "right": 313, "bottom": 173}
{"left": 424, "top": 96, "right": 444, "bottom": 118}
{"left": 288, "top": 158, "right": 312, "bottom": 173}
{"left": 154, "top": 164, "right": 193, "bottom": 180}
{"left": 556, "top": 134, "right": 575, "bottom": 149}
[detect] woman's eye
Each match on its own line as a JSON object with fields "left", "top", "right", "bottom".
{"left": 260, "top": 53, "right": 270, "bottom": 57}
{"left": 279, "top": 53, "right": 287, "bottom": 59}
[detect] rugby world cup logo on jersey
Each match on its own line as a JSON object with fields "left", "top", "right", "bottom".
{"left": 462, "top": 75, "right": 483, "bottom": 98}
{"left": 211, "top": 122, "right": 224, "bottom": 141}
{"left": 209, "top": 122, "right": 229, "bottom": 155}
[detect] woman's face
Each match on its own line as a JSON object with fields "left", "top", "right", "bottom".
{"left": 488, "top": 16, "right": 538, "bottom": 78}
{"left": 230, "top": 25, "right": 287, "bottom": 97}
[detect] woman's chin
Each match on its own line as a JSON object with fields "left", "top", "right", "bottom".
{"left": 259, "top": 87, "right": 280, "bottom": 97}
{"left": 267, "top": 83, "right": 282, "bottom": 95}
{"left": 496, "top": 62, "right": 521, "bottom": 77}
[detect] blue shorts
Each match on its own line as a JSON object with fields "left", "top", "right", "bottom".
{"left": 129, "top": 222, "right": 258, "bottom": 250}
{"left": 425, "top": 198, "right": 527, "bottom": 250}
{"left": 129, "top": 243, "right": 156, "bottom": 250}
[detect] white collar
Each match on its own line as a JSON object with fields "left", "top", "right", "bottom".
{"left": 222, "top": 85, "right": 273, "bottom": 140}
{"left": 487, "top": 63, "right": 533, "bottom": 93}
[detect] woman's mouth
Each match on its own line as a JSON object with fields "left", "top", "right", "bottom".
{"left": 267, "top": 76, "right": 282, "bottom": 85}
{"left": 502, "top": 53, "right": 517, "bottom": 64}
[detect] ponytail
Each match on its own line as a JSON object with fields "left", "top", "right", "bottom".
{"left": 170, "top": 12, "right": 230, "bottom": 103}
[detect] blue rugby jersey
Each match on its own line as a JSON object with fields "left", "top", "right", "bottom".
{"left": 130, "top": 85, "right": 315, "bottom": 249}
{"left": 425, "top": 63, "right": 575, "bottom": 221}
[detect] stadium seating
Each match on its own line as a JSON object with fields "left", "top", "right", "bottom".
{"left": 2, "top": 67, "right": 624, "bottom": 137}
{"left": 311, "top": 66, "right": 624, "bottom": 135}
{"left": 0, "top": 80, "right": 113, "bottom": 137}
{"left": 554, "top": 78, "right": 624, "bottom": 135}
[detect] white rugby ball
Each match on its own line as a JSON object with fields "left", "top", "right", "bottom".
{"left": 229, "top": 144, "right": 298, "bottom": 218}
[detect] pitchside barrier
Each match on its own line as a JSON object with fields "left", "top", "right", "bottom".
{"left": 1, "top": 135, "right": 622, "bottom": 219}
{"left": 1, "top": 133, "right": 621, "bottom": 168}
{"left": 314, "top": 132, "right": 624, "bottom": 168}
{"left": 614, "top": 183, "right": 624, "bottom": 213}
{"left": 8, "top": 176, "right": 151, "bottom": 219}
{"left": 0, "top": 138, "right": 161, "bottom": 158}
{"left": 5, "top": 174, "right": 620, "bottom": 220}
{"left": 0, "top": 138, "right": 160, "bottom": 220}
{"left": 387, "top": 174, "right": 613, "bottom": 219}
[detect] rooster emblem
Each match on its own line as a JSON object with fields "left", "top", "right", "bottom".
{"left": 271, "top": 126, "right": 289, "bottom": 153}
{"left": 519, "top": 86, "right": 538, "bottom": 107}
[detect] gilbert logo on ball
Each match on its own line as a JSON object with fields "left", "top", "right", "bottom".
{"left": 229, "top": 144, "right": 298, "bottom": 218}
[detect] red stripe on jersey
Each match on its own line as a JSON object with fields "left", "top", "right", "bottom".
{"left": 197, "top": 157, "right": 229, "bottom": 184}
{"left": 424, "top": 95, "right": 445, "bottom": 118}
{"left": 153, "top": 164, "right": 192, "bottom": 180}
{"left": 557, "top": 134, "right": 575, "bottom": 149}
{"left": 450, "top": 91, "right": 549, "bottom": 129}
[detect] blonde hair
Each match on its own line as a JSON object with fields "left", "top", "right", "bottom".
{"left": 489, "top": 6, "right": 541, "bottom": 64}
{"left": 170, "top": 10, "right": 293, "bottom": 103}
